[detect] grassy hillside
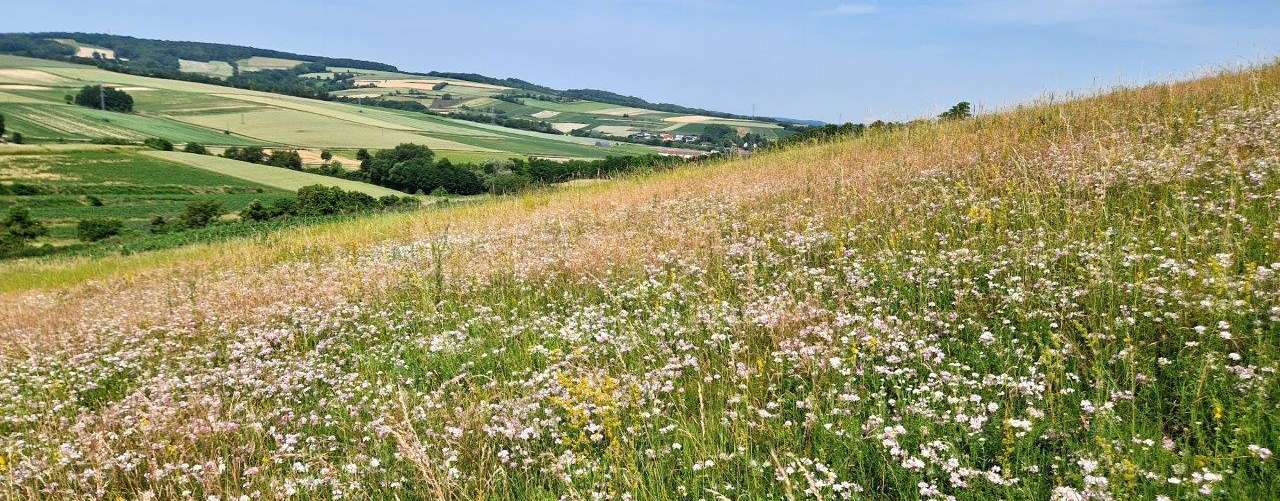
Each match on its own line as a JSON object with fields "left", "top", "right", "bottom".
{"left": 0, "top": 146, "right": 287, "bottom": 242}
{"left": 1, "top": 61, "right": 1279, "bottom": 500}
{"left": 0, "top": 144, "right": 404, "bottom": 258}
{"left": 143, "top": 150, "right": 404, "bottom": 196}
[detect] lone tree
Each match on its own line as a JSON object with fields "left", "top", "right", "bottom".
{"left": 74, "top": 85, "right": 133, "bottom": 112}
{"left": 939, "top": 101, "right": 972, "bottom": 120}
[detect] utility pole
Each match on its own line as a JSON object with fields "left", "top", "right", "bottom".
{"left": 99, "top": 84, "right": 105, "bottom": 111}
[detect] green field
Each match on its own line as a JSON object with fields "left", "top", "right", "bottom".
{"left": 143, "top": 151, "right": 406, "bottom": 196}
{"left": 0, "top": 147, "right": 288, "bottom": 244}
{"left": 0, "top": 102, "right": 265, "bottom": 144}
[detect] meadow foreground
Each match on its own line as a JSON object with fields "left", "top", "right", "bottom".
{"left": 1, "top": 63, "right": 1279, "bottom": 499}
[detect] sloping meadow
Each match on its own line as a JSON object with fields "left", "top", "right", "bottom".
{"left": 1, "top": 63, "right": 1279, "bottom": 498}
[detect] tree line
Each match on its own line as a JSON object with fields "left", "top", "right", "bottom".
{"left": 0, "top": 33, "right": 395, "bottom": 74}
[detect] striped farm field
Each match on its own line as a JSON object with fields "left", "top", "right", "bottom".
{"left": 0, "top": 103, "right": 264, "bottom": 145}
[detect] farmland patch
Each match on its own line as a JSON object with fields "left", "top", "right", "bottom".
{"left": 178, "top": 59, "right": 235, "bottom": 78}
{"left": 235, "top": 56, "right": 305, "bottom": 71}
{"left": 144, "top": 151, "right": 406, "bottom": 196}
{"left": 552, "top": 122, "right": 589, "bottom": 133}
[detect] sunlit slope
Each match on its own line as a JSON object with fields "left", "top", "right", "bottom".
{"left": 0, "top": 62, "right": 1278, "bottom": 499}
{"left": 0, "top": 54, "right": 651, "bottom": 158}
{"left": 141, "top": 150, "right": 406, "bottom": 196}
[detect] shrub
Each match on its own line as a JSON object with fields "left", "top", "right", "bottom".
{"left": 338, "top": 191, "right": 378, "bottom": 213}
{"left": 296, "top": 185, "right": 343, "bottom": 216}
{"left": 91, "top": 137, "right": 134, "bottom": 145}
{"left": 240, "top": 200, "right": 272, "bottom": 222}
{"left": 86, "top": 195, "right": 104, "bottom": 207}
{"left": 939, "top": 101, "right": 972, "bottom": 120}
{"left": 320, "top": 150, "right": 332, "bottom": 161}
{"left": 148, "top": 215, "right": 169, "bottom": 234}
{"left": 488, "top": 172, "right": 532, "bottom": 195}
{"left": 378, "top": 195, "right": 402, "bottom": 208}
{"left": 182, "top": 143, "right": 208, "bottom": 155}
{"left": 10, "top": 132, "right": 22, "bottom": 144}
{"left": 1, "top": 207, "right": 47, "bottom": 249}
{"left": 8, "top": 183, "right": 43, "bottom": 196}
{"left": 268, "top": 198, "right": 298, "bottom": 218}
{"left": 178, "top": 199, "right": 223, "bottom": 228}
{"left": 143, "top": 138, "right": 174, "bottom": 151}
{"left": 77, "top": 218, "right": 123, "bottom": 242}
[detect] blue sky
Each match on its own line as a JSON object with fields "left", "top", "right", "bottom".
{"left": 3, "top": 1, "right": 1278, "bottom": 122}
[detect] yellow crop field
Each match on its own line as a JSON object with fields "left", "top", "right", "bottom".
{"left": 173, "top": 107, "right": 491, "bottom": 149}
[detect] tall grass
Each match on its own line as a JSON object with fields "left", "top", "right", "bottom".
{"left": 0, "top": 62, "right": 1279, "bottom": 499}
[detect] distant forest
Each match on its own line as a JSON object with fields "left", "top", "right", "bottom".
{"left": 0, "top": 33, "right": 394, "bottom": 72}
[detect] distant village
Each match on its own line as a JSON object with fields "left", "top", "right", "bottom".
{"left": 627, "top": 131, "right": 702, "bottom": 143}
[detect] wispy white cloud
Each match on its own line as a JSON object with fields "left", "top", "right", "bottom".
{"left": 952, "top": 0, "right": 1187, "bottom": 26}
{"left": 819, "top": 3, "right": 878, "bottom": 16}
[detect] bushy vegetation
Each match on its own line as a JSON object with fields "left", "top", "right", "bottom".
{"left": 73, "top": 85, "right": 133, "bottom": 112}
{"left": 938, "top": 100, "right": 973, "bottom": 120}
{"left": 176, "top": 199, "right": 223, "bottom": 228}
{"left": 142, "top": 137, "right": 173, "bottom": 151}
{"left": 75, "top": 218, "right": 123, "bottom": 242}
{"left": 337, "top": 142, "right": 697, "bottom": 196}
{"left": 0, "top": 206, "right": 46, "bottom": 252}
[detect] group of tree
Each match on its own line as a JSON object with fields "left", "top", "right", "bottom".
{"left": 938, "top": 101, "right": 973, "bottom": 120}
{"left": 357, "top": 144, "right": 485, "bottom": 195}
{"left": 330, "top": 143, "right": 701, "bottom": 197}
{"left": 143, "top": 137, "right": 173, "bottom": 151}
{"left": 221, "top": 147, "right": 303, "bottom": 170}
{"left": 73, "top": 85, "right": 134, "bottom": 112}
{"left": 768, "top": 120, "right": 904, "bottom": 149}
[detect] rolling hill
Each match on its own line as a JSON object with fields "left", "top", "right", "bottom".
{"left": 0, "top": 53, "right": 670, "bottom": 163}
{"left": 0, "top": 50, "right": 1277, "bottom": 500}
{"left": 0, "top": 33, "right": 797, "bottom": 154}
